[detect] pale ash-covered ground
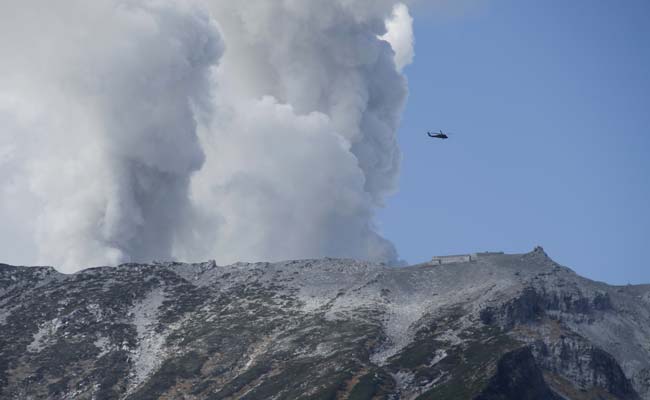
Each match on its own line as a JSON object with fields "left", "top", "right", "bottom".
{"left": 0, "top": 247, "right": 649, "bottom": 399}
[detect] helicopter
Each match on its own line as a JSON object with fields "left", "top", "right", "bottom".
{"left": 427, "top": 130, "right": 449, "bottom": 139}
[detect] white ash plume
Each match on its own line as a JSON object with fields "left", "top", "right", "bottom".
{"left": 0, "top": 1, "right": 414, "bottom": 271}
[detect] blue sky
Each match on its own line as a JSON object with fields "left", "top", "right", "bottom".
{"left": 379, "top": 0, "right": 650, "bottom": 284}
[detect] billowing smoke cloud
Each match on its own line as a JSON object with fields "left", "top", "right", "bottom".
{"left": 382, "top": 3, "right": 415, "bottom": 71}
{"left": 0, "top": 0, "right": 413, "bottom": 272}
{"left": 0, "top": 0, "right": 223, "bottom": 269}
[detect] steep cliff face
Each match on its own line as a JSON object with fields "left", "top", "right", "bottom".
{"left": 0, "top": 248, "right": 648, "bottom": 399}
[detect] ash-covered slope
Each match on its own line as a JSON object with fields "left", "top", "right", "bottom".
{"left": 1, "top": 247, "right": 649, "bottom": 399}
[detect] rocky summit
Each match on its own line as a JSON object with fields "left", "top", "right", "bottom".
{"left": 1, "top": 247, "right": 649, "bottom": 400}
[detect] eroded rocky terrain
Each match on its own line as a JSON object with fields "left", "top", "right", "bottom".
{"left": 1, "top": 247, "right": 648, "bottom": 399}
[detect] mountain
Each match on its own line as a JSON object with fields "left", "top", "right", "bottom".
{"left": 1, "top": 247, "right": 649, "bottom": 399}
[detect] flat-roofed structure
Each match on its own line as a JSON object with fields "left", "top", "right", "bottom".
{"left": 431, "top": 251, "right": 504, "bottom": 265}
{"left": 431, "top": 254, "right": 474, "bottom": 265}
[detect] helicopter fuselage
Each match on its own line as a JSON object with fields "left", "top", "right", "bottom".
{"left": 428, "top": 132, "right": 448, "bottom": 139}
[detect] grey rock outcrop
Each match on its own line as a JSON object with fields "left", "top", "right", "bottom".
{"left": 0, "top": 248, "right": 648, "bottom": 399}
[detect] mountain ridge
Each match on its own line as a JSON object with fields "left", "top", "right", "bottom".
{"left": 1, "top": 248, "right": 649, "bottom": 399}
